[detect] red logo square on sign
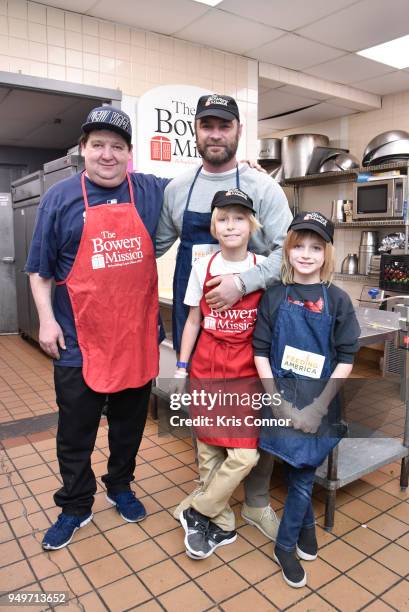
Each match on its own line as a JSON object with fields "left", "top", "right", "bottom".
{"left": 151, "top": 136, "right": 171, "bottom": 162}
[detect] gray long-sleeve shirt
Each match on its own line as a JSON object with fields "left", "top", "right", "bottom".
{"left": 155, "top": 163, "right": 292, "bottom": 293}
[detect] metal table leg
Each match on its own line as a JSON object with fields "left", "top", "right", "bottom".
{"left": 324, "top": 445, "right": 339, "bottom": 531}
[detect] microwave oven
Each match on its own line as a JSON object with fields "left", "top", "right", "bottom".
{"left": 353, "top": 177, "right": 406, "bottom": 220}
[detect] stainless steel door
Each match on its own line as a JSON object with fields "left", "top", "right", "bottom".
{"left": 0, "top": 193, "right": 17, "bottom": 333}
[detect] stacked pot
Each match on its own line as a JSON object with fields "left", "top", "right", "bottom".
{"left": 358, "top": 231, "right": 378, "bottom": 276}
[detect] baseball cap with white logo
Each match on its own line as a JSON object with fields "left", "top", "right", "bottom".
{"left": 211, "top": 189, "right": 255, "bottom": 213}
{"left": 289, "top": 212, "right": 334, "bottom": 243}
{"left": 195, "top": 94, "right": 240, "bottom": 122}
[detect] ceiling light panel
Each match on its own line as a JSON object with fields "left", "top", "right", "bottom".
{"left": 357, "top": 35, "right": 409, "bottom": 69}
{"left": 192, "top": 0, "right": 223, "bottom": 6}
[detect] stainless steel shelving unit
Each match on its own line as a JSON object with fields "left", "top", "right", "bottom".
{"left": 282, "top": 162, "right": 409, "bottom": 529}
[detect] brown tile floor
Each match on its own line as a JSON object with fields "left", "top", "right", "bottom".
{"left": 1, "top": 336, "right": 409, "bottom": 611}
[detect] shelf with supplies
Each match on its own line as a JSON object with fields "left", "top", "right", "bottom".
{"left": 334, "top": 220, "right": 406, "bottom": 228}
{"left": 333, "top": 272, "right": 372, "bottom": 282}
{"left": 282, "top": 160, "right": 409, "bottom": 188}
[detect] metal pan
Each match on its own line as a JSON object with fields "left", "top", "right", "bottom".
{"left": 362, "top": 130, "right": 409, "bottom": 165}
{"left": 363, "top": 139, "right": 409, "bottom": 166}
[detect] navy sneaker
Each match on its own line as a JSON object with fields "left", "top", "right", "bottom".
{"left": 296, "top": 526, "right": 318, "bottom": 561}
{"left": 106, "top": 491, "right": 146, "bottom": 522}
{"left": 274, "top": 546, "right": 306, "bottom": 588}
{"left": 42, "top": 511, "right": 93, "bottom": 550}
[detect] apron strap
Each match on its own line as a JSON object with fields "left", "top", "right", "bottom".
{"left": 184, "top": 165, "right": 203, "bottom": 212}
{"left": 235, "top": 164, "right": 240, "bottom": 189}
{"left": 321, "top": 284, "right": 329, "bottom": 315}
{"left": 126, "top": 172, "right": 135, "bottom": 206}
{"left": 81, "top": 172, "right": 90, "bottom": 211}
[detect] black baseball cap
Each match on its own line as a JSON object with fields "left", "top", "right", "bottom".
{"left": 211, "top": 189, "right": 255, "bottom": 213}
{"left": 289, "top": 212, "right": 334, "bottom": 243}
{"left": 81, "top": 106, "right": 132, "bottom": 144}
{"left": 195, "top": 94, "right": 240, "bottom": 122}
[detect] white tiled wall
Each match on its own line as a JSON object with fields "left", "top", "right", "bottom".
{"left": 0, "top": 1, "right": 259, "bottom": 297}
{"left": 0, "top": 1, "right": 258, "bottom": 156}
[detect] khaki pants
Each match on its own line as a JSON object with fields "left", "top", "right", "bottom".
{"left": 190, "top": 441, "right": 259, "bottom": 531}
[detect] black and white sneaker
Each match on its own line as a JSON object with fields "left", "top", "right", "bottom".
{"left": 274, "top": 546, "right": 307, "bottom": 588}
{"left": 296, "top": 526, "right": 318, "bottom": 561}
{"left": 180, "top": 508, "right": 211, "bottom": 557}
{"left": 185, "top": 521, "right": 237, "bottom": 560}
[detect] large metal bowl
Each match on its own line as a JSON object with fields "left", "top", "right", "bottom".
{"left": 363, "top": 139, "right": 409, "bottom": 166}
{"left": 363, "top": 130, "right": 409, "bottom": 164}
{"left": 319, "top": 152, "right": 360, "bottom": 173}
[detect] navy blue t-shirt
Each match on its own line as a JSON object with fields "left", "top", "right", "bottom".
{"left": 26, "top": 172, "right": 169, "bottom": 367}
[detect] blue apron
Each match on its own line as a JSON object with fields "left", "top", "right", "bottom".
{"left": 259, "top": 285, "right": 345, "bottom": 468}
{"left": 172, "top": 164, "right": 240, "bottom": 352}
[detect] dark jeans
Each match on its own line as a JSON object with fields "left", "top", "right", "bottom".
{"left": 276, "top": 463, "right": 316, "bottom": 552}
{"left": 53, "top": 366, "right": 151, "bottom": 516}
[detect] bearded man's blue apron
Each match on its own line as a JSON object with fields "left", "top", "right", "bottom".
{"left": 172, "top": 165, "right": 240, "bottom": 352}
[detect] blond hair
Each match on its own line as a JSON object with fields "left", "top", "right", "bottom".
{"left": 210, "top": 205, "right": 262, "bottom": 239}
{"left": 281, "top": 229, "right": 335, "bottom": 285}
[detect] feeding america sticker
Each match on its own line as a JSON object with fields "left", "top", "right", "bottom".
{"left": 90, "top": 231, "right": 144, "bottom": 269}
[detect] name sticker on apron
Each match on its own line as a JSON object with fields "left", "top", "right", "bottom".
{"left": 281, "top": 345, "right": 325, "bottom": 379}
{"left": 192, "top": 244, "right": 219, "bottom": 265}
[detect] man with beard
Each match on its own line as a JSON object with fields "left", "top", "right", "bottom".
{"left": 156, "top": 94, "right": 292, "bottom": 541}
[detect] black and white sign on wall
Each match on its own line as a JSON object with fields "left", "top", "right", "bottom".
{"left": 136, "top": 85, "right": 223, "bottom": 177}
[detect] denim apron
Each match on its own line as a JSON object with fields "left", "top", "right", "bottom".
{"left": 259, "top": 285, "right": 344, "bottom": 468}
{"left": 172, "top": 164, "right": 240, "bottom": 352}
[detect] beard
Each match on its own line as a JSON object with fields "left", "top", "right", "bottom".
{"left": 196, "top": 134, "right": 239, "bottom": 166}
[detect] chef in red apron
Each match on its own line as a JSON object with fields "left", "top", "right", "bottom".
{"left": 173, "top": 189, "right": 279, "bottom": 560}
{"left": 26, "top": 106, "right": 168, "bottom": 551}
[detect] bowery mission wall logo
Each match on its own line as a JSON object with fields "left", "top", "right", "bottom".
{"left": 136, "top": 85, "right": 211, "bottom": 177}
{"left": 152, "top": 98, "right": 200, "bottom": 162}
{"left": 90, "top": 231, "right": 143, "bottom": 270}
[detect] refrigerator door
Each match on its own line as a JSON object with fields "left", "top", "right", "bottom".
{"left": 0, "top": 193, "right": 17, "bottom": 333}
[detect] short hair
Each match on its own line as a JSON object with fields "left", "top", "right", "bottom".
{"left": 281, "top": 229, "right": 335, "bottom": 285}
{"left": 210, "top": 204, "right": 262, "bottom": 240}
{"left": 77, "top": 130, "right": 132, "bottom": 151}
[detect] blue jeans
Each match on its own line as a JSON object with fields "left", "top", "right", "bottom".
{"left": 276, "top": 463, "right": 316, "bottom": 552}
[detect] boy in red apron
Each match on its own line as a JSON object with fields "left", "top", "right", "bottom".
{"left": 174, "top": 188, "right": 279, "bottom": 559}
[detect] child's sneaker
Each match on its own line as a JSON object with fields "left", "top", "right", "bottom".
{"left": 185, "top": 521, "right": 237, "bottom": 560}
{"left": 274, "top": 546, "right": 307, "bottom": 588}
{"left": 42, "top": 512, "right": 93, "bottom": 550}
{"left": 296, "top": 526, "right": 318, "bottom": 560}
{"left": 180, "top": 508, "right": 211, "bottom": 557}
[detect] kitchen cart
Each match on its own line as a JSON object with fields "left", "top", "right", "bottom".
{"left": 317, "top": 305, "right": 409, "bottom": 530}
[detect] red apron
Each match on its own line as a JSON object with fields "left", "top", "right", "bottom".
{"left": 190, "top": 251, "right": 263, "bottom": 448}
{"left": 57, "top": 172, "right": 159, "bottom": 393}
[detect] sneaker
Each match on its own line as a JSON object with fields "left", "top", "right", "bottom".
{"left": 106, "top": 491, "right": 146, "bottom": 523}
{"left": 241, "top": 503, "right": 280, "bottom": 541}
{"left": 180, "top": 508, "right": 211, "bottom": 558}
{"left": 274, "top": 546, "right": 306, "bottom": 588}
{"left": 42, "top": 511, "right": 93, "bottom": 550}
{"left": 296, "top": 526, "right": 318, "bottom": 561}
{"left": 184, "top": 522, "right": 237, "bottom": 560}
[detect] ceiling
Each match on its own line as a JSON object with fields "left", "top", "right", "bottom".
{"left": 0, "top": 86, "right": 103, "bottom": 148}
{"left": 9, "top": 0, "right": 409, "bottom": 135}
